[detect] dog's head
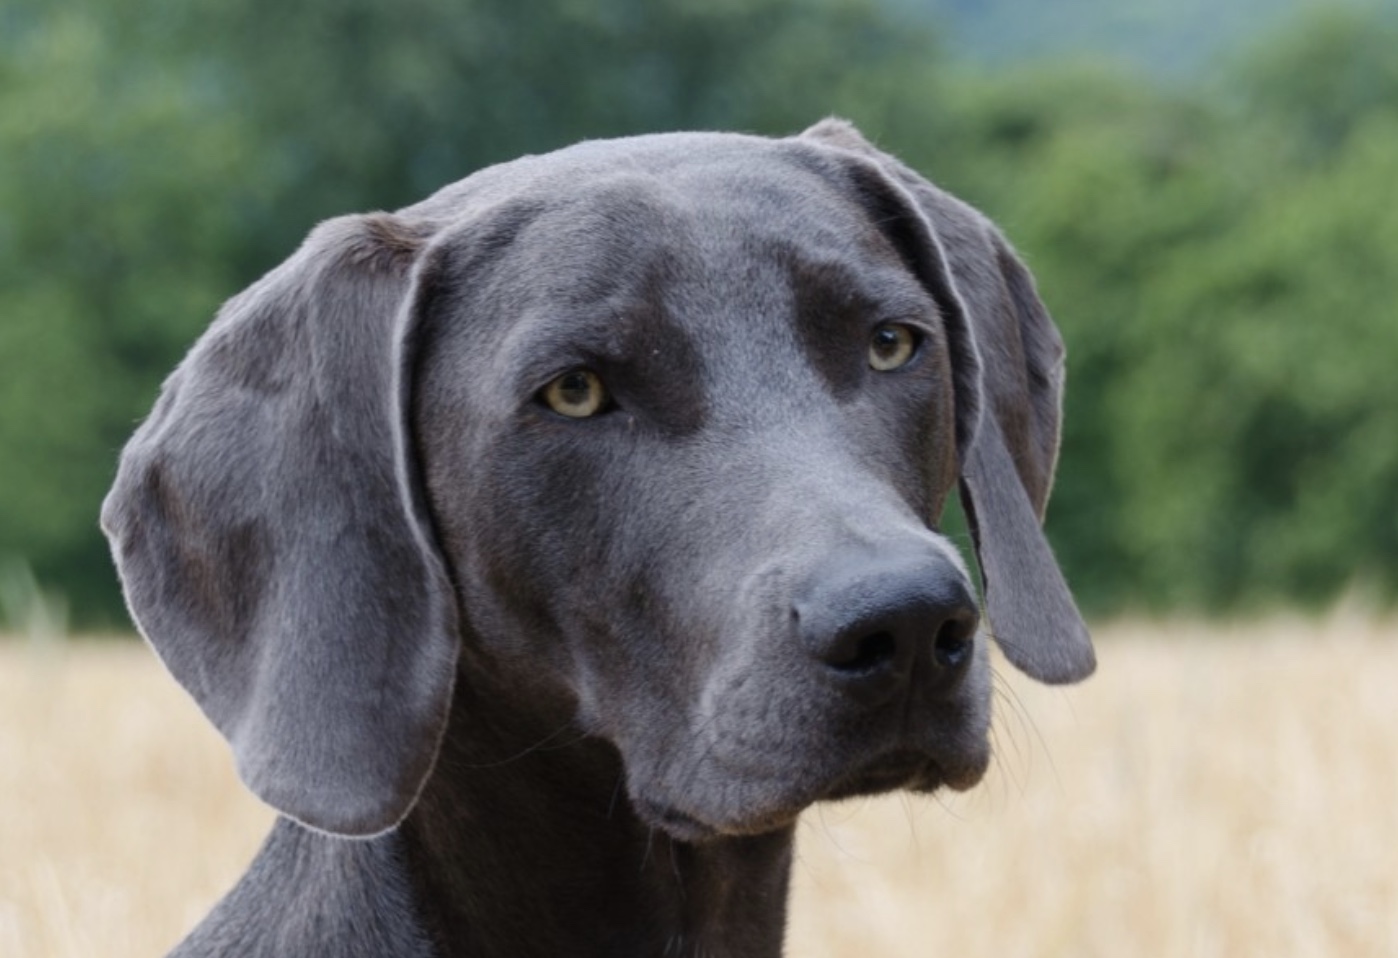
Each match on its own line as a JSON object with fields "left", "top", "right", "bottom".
{"left": 103, "top": 120, "right": 1093, "bottom": 840}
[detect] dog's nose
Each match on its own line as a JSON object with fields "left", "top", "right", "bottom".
{"left": 794, "top": 553, "right": 979, "bottom": 706}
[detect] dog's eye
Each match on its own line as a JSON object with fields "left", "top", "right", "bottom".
{"left": 541, "top": 370, "right": 610, "bottom": 418}
{"left": 868, "top": 323, "right": 919, "bottom": 371}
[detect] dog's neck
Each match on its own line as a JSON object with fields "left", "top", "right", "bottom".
{"left": 396, "top": 659, "right": 796, "bottom": 958}
{"left": 171, "top": 660, "right": 794, "bottom": 958}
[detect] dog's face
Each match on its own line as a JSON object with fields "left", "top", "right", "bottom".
{"left": 102, "top": 122, "right": 1093, "bottom": 839}
{"left": 416, "top": 152, "right": 986, "bottom": 838}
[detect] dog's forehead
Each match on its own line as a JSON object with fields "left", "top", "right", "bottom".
{"left": 414, "top": 131, "right": 840, "bottom": 217}
{"left": 425, "top": 134, "right": 935, "bottom": 402}
{"left": 420, "top": 131, "right": 908, "bottom": 279}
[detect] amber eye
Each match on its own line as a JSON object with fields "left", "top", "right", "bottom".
{"left": 541, "top": 369, "right": 609, "bottom": 418}
{"left": 869, "top": 323, "right": 918, "bottom": 371}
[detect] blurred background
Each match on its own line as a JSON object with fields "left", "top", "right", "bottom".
{"left": 2, "top": 0, "right": 1396, "bottom": 628}
{"left": 2, "top": 1, "right": 1397, "bottom": 955}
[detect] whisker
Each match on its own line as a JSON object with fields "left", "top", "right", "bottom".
{"left": 457, "top": 720, "right": 584, "bottom": 769}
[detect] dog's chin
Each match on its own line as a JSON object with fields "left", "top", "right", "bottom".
{"left": 633, "top": 748, "right": 991, "bottom": 844}
{"left": 631, "top": 797, "right": 800, "bottom": 844}
{"left": 820, "top": 747, "right": 990, "bottom": 801}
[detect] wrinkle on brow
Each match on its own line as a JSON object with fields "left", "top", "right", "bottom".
{"left": 788, "top": 251, "right": 941, "bottom": 400}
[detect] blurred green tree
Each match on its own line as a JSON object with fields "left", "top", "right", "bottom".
{"left": 902, "top": 7, "right": 1398, "bottom": 612}
{"left": 0, "top": 0, "right": 934, "bottom": 624}
{"left": 2, "top": 0, "right": 1395, "bottom": 625}
{"left": 1114, "top": 101, "right": 1398, "bottom": 608}
{"left": 0, "top": 7, "right": 262, "bottom": 617}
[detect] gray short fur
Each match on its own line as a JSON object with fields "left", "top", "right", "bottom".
{"left": 103, "top": 119, "right": 1094, "bottom": 958}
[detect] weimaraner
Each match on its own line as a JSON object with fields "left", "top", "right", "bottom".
{"left": 103, "top": 118, "right": 1094, "bottom": 957}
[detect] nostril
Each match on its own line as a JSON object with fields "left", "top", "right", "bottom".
{"left": 828, "top": 630, "right": 898, "bottom": 675}
{"left": 933, "top": 614, "right": 977, "bottom": 670}
{"left": 795, "top": 553, "right": 980, "bottom": 699}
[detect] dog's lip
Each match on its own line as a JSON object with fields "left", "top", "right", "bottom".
{"left": 819, "top": 741, "right": 991, "bottom": 800}
{"left": 820, "top": 749, "right": 940, "bottom": 801}
{"left": 632, "top": 796, "right": 800, "bottom": 843}
{"left": 631, "top": 797, "right": 719, "bottom": 842}
{"left": 634, "top": 744, "right": 989, "bottom": 843}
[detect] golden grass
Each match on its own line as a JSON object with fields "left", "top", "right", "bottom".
{"left": 3, "top": 615, "right": 1396, "bottom": 957}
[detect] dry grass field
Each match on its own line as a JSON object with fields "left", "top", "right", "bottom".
{"left": 2, "top": 614, "right": 1395, "bottom": 957}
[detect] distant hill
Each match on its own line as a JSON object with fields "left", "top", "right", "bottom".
{"left": 889, "top": 0, "right": 1391, "bottom": 77}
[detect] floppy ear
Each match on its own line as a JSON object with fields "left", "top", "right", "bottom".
{"left": 101, "top": 213, "right": 460, "bottom": 836}
{"left": 802, "top": 118, "right": 1095, "bottom": 684}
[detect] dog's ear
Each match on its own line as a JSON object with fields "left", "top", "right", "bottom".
{"left": 801, "top": 118, "right": 1094, "bottom": 684}
{"left": 102, "top": 214, "right": 459, "bottom": 836}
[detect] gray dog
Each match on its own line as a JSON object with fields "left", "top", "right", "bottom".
{"left": 103, "top": 119, "right": 1094, "bottom": 958}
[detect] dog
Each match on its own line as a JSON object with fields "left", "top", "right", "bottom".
{"left": 103, "top": 118, "right": 1094, "bottom": 957}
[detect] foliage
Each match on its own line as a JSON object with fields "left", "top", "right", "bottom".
{"left": 1, "top": 0, "right": 1394, "bottom": 622}
{"left": 0, "top": 6, "right": 259, "bottom": 617}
